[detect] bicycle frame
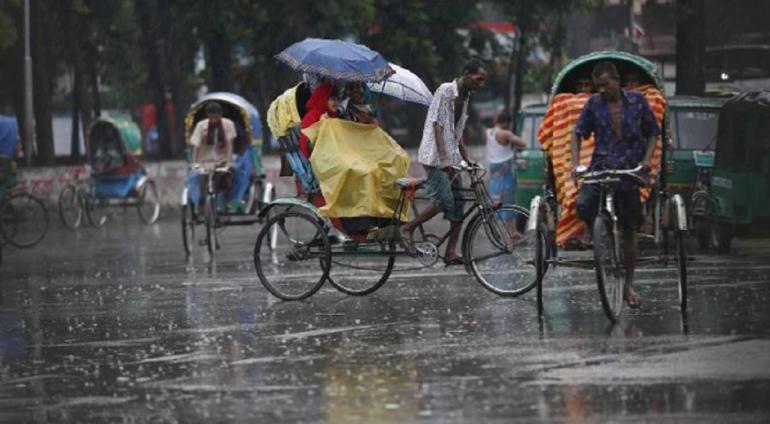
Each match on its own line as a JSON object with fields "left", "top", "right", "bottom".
{"left": 406, "top": 165, "right": 501, "bottom": 249}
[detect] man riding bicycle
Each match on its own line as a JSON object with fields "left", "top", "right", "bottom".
{"left": 189, "top": 102, "right": 235, "bottom": 213}
{"left": 570, "top": 61, "right": 660, "bottom": 308}
{"left": 400, "top": 59, "right": 487, "bottom": 266}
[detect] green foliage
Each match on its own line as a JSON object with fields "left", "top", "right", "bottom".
{"left": 0, "top": 0, "right": 602, "bottom": 156}
{"left": 0, "top": 4, "right": 19, "bottom": 53}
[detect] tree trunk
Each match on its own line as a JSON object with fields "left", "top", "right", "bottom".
{"left": 204, "top": 2, "right": 233, "bottom": 92}
{"left": 137, "top": 0, "right": 172, "bottom": 159}
{"left": 675, "top": 0, "right": 706, "bottom": 95}
{"left": 30, "top": 0, "right": 54, "bottom": 165}
{"left": 547, "top": 14, "right": 566, "bottom": 94}
{"left": 74, "top": 43, "right": 94, "bottom": 157}
{"left": 207, "top": 36, "right": 234, "bottom": 92}
{"left": 504, "top": 36, "right": 518, "bottom": 116}
{"left": 512, "top": 35, "right": 528, "bottom": 118}
{"left": 86, "top": 44, "right": 101, "bottom": 118}
{"left": 70, "top": 70, "right": 82, "bottom": 161}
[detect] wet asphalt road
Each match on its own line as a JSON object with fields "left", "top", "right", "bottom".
{"left": 1, "top": 218, "right": 770, "bottom": 423}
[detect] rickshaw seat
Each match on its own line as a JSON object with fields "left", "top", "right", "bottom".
{"left": 395, "top": 177, "right": 426, "bottom": 190}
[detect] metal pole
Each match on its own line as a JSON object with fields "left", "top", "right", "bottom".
{"left": 23, "top": 0, "right": 35, "bottom": 167}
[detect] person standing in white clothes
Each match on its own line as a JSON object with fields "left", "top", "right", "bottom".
{"left": 485, "top": 113, "right": 526, "bottom": 235}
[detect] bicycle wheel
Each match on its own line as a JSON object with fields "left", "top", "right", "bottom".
{"left": 204, "top": 194, "right": 217, "bottom": 256}
{"left": 58, "top": 184, "right": 84, "bottom": 230}
{"left": 0, "top": 192, "right": 50, "bottom": 248}
{"left": 262, "top": 203, "right": 278, "bottom": 250}
{"left": 465, "top": 205, "right": 538, "bottom": 296}
{"left": 535, "top": 226, "right": 547, "bottom": 316}
{"left": 676, "top": 229, "right": 688, "bottom": 312}
{"left": 85, "top": 195, "right": 109, "bottom": 227}
{"left": 137, "top": 181, "right": 161, "bottom": 224}
{"left": 247, "top": 179, "right": 268, "bottom": 215}
{"left": 593, "top": 213, "right": 624, "bottom": 322}
{"left": 181, "top": 203, "right": 195, "bottom": 256}
{"left": 254, "top": 211, "right": 331, "bottom": 300}
{"left": 327, "top": 241, "right": 396, "bottom": 296}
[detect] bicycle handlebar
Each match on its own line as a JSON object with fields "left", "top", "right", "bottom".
{"left": 190, "top": 164, "right": 232, "bottom": 174}
{"left": 578, "top": 165, "right": 648, "bottom": 185}
{"left": 452, "top": 161, "right": 484, "bottom": 172}
{"left": 451, "top": 161, "right": 486, "bottom": 181}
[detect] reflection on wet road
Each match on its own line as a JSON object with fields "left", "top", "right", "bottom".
{"left": 1, "top": 220, "right": 770, "bottom": 422}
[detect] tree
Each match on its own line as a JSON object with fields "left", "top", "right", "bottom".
{"left": 496, "top": 0, "right": 596, "bottom": 117}
{"left": 675, "top": 0, "right": 705, "bottom": 95}
{"left": 0, "top": 0, "right": 21, "bottom": 115}
{"left": 237, "top": 0, "right": 376, "bottom": 135}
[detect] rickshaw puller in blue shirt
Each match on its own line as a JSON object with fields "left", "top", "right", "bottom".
{"left": 570, "top": 61, "right": 661, "bottom": 309}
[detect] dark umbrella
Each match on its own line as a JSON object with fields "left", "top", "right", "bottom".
{"left": 275, "top": 38, "right": 394, "bottom": 82}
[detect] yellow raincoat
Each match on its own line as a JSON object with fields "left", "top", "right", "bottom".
{"left": 266, "top": 84, "right": 302, "bottom": 137}
{"left": 302, "top": 118, "right": 410, "bottom": 221}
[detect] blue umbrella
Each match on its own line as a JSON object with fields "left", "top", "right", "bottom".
{"left": 275, "top": 38, "right": 394, "bottom": 83}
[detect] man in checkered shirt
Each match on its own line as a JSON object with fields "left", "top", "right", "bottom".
{"left": 400, "top": 59, "right": 487, "bottom": 265}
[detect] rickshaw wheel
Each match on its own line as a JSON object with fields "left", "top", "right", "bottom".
{"left": 58, "top": 184, "right": 84, "bottom": 230}
{"left": 204, "top": 194, "right": 218, "bottom": 256}
{"left": 181, "top": 203, "right": 195, "bottom": 256}
{"left": 137, "top": 181, "right": 161, "bottom": 224}
{"left": 675, "top": 229, "right": 688, "bottom": 312}
{"left": 326, "top": 241, "right": 396, "bottom": 296}
{"left": 85, "top": 195, "right": 109, "bottom": 227}
{"left": 593, "top": 213, "right": 624, "bottom": 323}
{"left": 248, "top": 179, "right": 276, "bottom": 216}
{"left": 535, "top": 225, "right": 547, "bottom": 317}
{"left": 465, "top": 205, "right": 538, "bottom": 297}
{"left": 254, "top": 211, "right": 331, "bottom": 300}
{"left": 0, "top": 192, "right": 50, "bottom": 248}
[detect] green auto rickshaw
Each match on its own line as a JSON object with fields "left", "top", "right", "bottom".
{"left": 666, "top": 96, "right": 727, "bottom": 194}
{"left": 706, "top": 91, "right": 770, "bottom": 252}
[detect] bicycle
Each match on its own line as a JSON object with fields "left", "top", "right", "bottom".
{"left": 532, "top": 165, "right": 688, "bottom": 322}
{"left": 183, "top": 163, "right": 277, "bottom": 257}
{"left": 0, "top": 185, "right": 50, "bottom": 249}
{"left": 253, "top": 161, "right": 540, "bottom": 300}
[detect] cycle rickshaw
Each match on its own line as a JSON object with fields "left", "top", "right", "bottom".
{"left": 1, "top": 115, "right": 49, "bottom": 259}
{"left": 58, "top": 117, "right": 160, "bottom": 229}
{"left": 529, "top": 51, "right": 689, "bottom": 322}
{"left": 181, "top": 92, "right": 276, "bottom": 257}
{"left": 252, "top": 38, "right": 540, "bottom": 300}
{"left": 253, "top": 154, "right": 538, "bottom": 301}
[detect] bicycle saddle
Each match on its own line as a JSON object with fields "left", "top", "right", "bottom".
{"left": 394, "top": 177, "right": 426, "bottom": 190}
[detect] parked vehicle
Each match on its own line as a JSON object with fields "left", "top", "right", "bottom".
{"left": 58, "top": 117, "right": 159, "bottom": 229}
{"left": 513, "top": 104, "right": 546, "bottom": 208}
{"left": 705, "top": 91, "right": 770, "bottom": 252}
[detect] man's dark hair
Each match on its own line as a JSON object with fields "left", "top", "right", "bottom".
{"left": 495, "top": 113, "right": 511, "bottom": 124}
{"left": 205, "top": 102, "right": 223, "bottom": 116}
{"left": 463, "top": 58, "right": 486, "bottom": 75}
{"left": 591, "top": 61, "right": 620, "bottom": 81}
